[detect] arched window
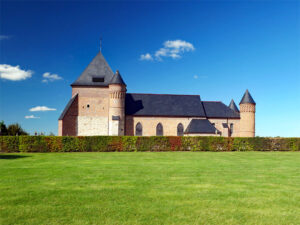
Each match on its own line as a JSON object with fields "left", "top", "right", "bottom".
{"left": 156, "top": 123, "right": 163, "bottom": 136}
{"left": 177, "top": 123, "right": 184, "bottom": 136}
{"left": 135, "top": 122, "right": 142, "bottom": 136}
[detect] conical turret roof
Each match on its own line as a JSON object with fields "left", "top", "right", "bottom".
{"left": 229, "top": 99, "right": 239, "bottom": 112}
{"left": 110, "top": 70, "right": 126, "bottom": 85}
{"left": 71, "top": 51, "right": 114, "bottom": 86}
{"left": 239, "top": 89, "right": 256, "bottom": 105}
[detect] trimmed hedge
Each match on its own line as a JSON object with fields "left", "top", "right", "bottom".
{"left": 0, "top": 136, "right": 300, "bottom": 153}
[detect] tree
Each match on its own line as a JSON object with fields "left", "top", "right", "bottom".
{"left": 7, "top": 123, "right": 28, "bottom": 136}
{"left": 0, "top": 121, "right": 8, "bottom": 136}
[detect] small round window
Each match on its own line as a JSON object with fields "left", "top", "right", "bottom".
{"left": 87, "top": 104, "right": 90, "bottom": 108}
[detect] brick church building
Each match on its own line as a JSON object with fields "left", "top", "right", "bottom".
{"left": 58, "top": 51, "right": 256, "bottom": 137}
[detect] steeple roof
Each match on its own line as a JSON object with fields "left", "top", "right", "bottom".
{"left": 110, "top": 70, "right": 126, "bottom": 86}
{"left": 229, "top": 99, "right": 239, "bottom": 112}
{"left": 239, "top": 89, "right": 256, "bottom": 105}
{"left": 71, "top": 51, "right": 114, "bottom": 87}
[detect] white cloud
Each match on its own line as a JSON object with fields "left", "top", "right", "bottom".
{"left": 140, "top": 53, "right": 153, "bottom": 61}
{"left": 29, "top": 106, "right": 56, "bottom": 112}
{"left": 142, "top": 39, "right": 195, "bottom": 61}
{"left": 0, "top": 64, "right": 33, "bottom": 81}
{"left": 25, "top": 115, "right": 40, "bottom": 119}
{"left": 193, "top": 75, "right": 198, "bottom": 79}
{"left": 164, "top": 40, "right": 195, "bottom": 51}
{"left": 154, "top": 48, "right": 168, "bottom": 60}
{"left": 0, "top": 35, "right": 10, "bottom": 41}
{"left": 42, "top": 72, "right": 62, "bottom": 83}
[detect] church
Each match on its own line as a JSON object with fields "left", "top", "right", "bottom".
{"left": 58, "top": 51, "right": 256, "bottom": 137}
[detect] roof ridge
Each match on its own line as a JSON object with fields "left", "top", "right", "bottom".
{"left": 127, "top": 93, "right": 200, "bottom": 97}
{"left": 201, "top": 101, "right": 208, "bottom": 118}
{"left": 202, "top": 101, "right": 222, "bottom": 102}
{"left": 58, "top": 94, "right": 78, "bottom": 120}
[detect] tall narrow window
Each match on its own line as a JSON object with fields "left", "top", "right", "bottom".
{"left": 156, "top": 123, "right": 163, "bottom": 136}
{"left": 177, "top": 123, "right": 184, "bottom": 136}
{"left": 135, "top": 122, "right": 142, "bottom": 136}
{"left": 230, "top": 123, "right": 234, "bottom": 136}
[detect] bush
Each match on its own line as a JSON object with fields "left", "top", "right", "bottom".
{"left": 19, "top": 136, "right": 47, "bottom": 152}
{"left": 0, "top": 136, "right": 299, "bottom": 152}
{"left": 0, "top": 136, "right": 19, "bottom": 152}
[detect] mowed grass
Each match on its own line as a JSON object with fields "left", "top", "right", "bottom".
{"left": 0, "top": 152, "right": 300, "bottom": 225}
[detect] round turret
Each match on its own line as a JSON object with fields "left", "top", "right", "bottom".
{"left": 239, "top": 89, "right": 256, "bottom": 137}
{"left": 108, "top": 70, "right": 126, "bottom": 136}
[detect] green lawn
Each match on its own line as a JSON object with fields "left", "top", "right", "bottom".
{"left": 0, "top": 152, "right": 300, "bottom": 225}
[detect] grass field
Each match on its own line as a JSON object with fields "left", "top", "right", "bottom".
{"left": 0, "top": 152, "right": 300, "bottom": 225}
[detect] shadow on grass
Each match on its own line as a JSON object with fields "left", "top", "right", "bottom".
{"left": 0, "top": 154, "right": 31, "bottom": 160}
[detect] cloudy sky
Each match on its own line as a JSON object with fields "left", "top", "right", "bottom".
{"left": 0, "top": 1, "right": 299, "bottom": 136}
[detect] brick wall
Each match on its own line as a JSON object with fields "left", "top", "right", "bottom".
{"left": 208, "top": 118, "right": 240, "bottom": 137}
{"left": 125, "top": 116, "right": 240, "bottom": 137}
{"left": 239, "top": 103, "right": 255, "bottom": 137}
{"left": 125, "top": 116, "right": 205, "bottom": 136}
{"left": 60, "top": 94, "right": 78, "bottom": 136}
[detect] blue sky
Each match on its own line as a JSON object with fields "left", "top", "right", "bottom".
{"left": 0, "top": 1, "right": 299, "bottom": 136}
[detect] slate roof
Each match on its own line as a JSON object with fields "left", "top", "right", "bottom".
{"left": 239, "top": 89, "right": 256, "bottom": 105}
{"left": 58, "top": 94, "right": 78, "bottom": 120}
{"left": 110, "top": 70, "right": 126, "bottom": 85}
{"left": 229, "top": 99, "right": 239, "bottom": 112}
{"left": 125, "top": 93, "right": 206, "bottom": 117}
{"left": 185, "top": 119, "right": 217, "bottom": 134}
{"left": 71, "top": 51, "right": 115, "bottom": 86}
{"left": 202, "top": 101, "right": 240, "bottom": 118}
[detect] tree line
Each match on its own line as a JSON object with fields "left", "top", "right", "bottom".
{"left": 0, "top": 121, "right": 28, "bottom": 136}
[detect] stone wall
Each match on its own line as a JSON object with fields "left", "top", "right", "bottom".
{"left": 77, "top": 116, "right": 108, "bottom": 136}
{"left": 109, "top": 120, "right": 119, "bottom": 136}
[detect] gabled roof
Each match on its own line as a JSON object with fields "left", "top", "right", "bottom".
{"left": 110, "top": 70, "right": 126, "bottom": 85}
{"left": 229, "top": 99, "right": 239, "bottom": 112}
{"left": 185, "top": 119, "right": 217, "bottom": 134}
{"left": 202, "top": 101, "right": 240, "bottom": 118}
{"left": 58, "top": 94, "right": 78, "bottom": 120}
{"left": 71, "top": 51, "right": 114, "bottom": 87}
{"left": 239, "top": 89, "right": 256, "bottom": 105}
{"left": 125, "top": 93, "right": 206, "bottom": 117}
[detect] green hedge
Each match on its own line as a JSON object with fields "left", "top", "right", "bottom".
{"left": 0, "top": 136, "right": 299, "bottom": 153}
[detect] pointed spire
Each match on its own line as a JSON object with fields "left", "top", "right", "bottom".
{"left": 71, "top": 51, "right": 114, "bottom": 86}
{"left": 229, "top": 99, "right": 239, "bottom": 112}
{"left": 110, "top": 70, "right": 126, "bottom": 86}
{"left": 239, "top": 89, "right": 256, "bottom": 105}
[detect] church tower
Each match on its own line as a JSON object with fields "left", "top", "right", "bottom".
{"left": 108, "top": 70, "right": 126, "bottom": 135}
{"left": 239, "top": 89, "right": 256, "bottom": 137}
{"left": 58, "top": 50, "right": 123, "bottom": 136}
